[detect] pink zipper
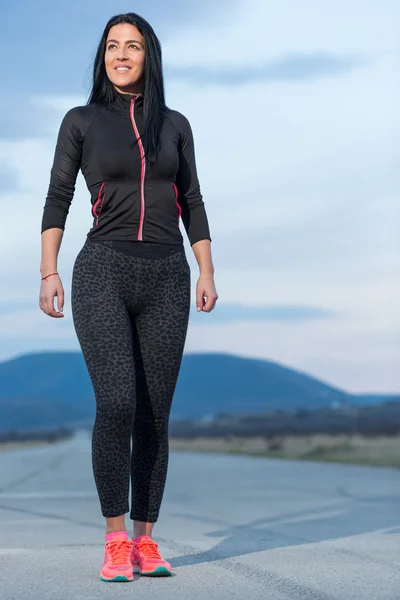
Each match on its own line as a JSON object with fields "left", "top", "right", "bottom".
{"left": 173, "top": 183, "right": 182, "bottom": 223}
{"left": 93, "top": 182, "right": 106, "bottom": 226}
{"left": 130, "top": 98, "right": 146, "bottom": 241}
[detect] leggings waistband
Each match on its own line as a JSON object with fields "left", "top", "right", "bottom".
{"left": 86, "top": 238, "right": 185, "bottom": 260}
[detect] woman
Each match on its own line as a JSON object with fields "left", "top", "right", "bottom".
{"left": 39, "top": 12, "right": 218, "bottom": 583}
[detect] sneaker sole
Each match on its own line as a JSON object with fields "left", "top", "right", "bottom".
{"left": 100, "top": 575, "right": 133, "bottom": 582}
{"left": 133, "top": 566, "right": 172, "bottom": 577}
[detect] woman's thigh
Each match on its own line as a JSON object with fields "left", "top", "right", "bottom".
{"left": 133, "top": 251, "right": 191, "bottom": 417}
{"left": 71, "top": 241, "right": 136, "bottom": 418}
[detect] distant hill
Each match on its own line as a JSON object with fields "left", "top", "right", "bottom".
{"left": 0, "top": 351, "right": 392, "bottom": 432}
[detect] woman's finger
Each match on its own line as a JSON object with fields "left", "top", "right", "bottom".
{"left": 57, "top": 286, "right": 64, "bottom": 314}
{"left": 203, "top": 293, "right": 218, "bottom": 313}
{"left": 196, "top": 287, "right": 205, "bottom": 312}
{"left": 45, "top": 293, "right": 63, "bottom": 318}
{"left": 45, "top": 294, "right": 56, "bottom": 317}
{"left": 39, "top": 294, "right": 45, "bottom": 312}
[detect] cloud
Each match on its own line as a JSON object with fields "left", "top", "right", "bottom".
{"left": 162, "top": 0, "right": 399, "bottom": 69}
{"left": 166, "top": 53, "right": 366, "bottom": 85}
{"left": 0, "top": 300, "right": 334, "bottom": 326}
{"left": 190, "top": 304, "right": 336, "bottom": 323}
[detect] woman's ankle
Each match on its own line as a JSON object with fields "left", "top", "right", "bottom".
{"left": 106, "top": 528, "right": 128, "bottom": 536}
{"left": 106, "top": 515, "right": 127, "bottom": 535}
{"left": 133, "top": 520, "right": 154, "bottom": 538}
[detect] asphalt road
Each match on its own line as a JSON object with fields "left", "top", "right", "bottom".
{"left": 0, "top": 432, "right": 399, "bottom": 600}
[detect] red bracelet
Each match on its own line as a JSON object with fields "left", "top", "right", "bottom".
{"left": 41, "top": 272, "right": 58, "bottom": 281}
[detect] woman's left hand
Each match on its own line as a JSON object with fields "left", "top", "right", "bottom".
{"left": 196, "top": 274, "right": 218, "bottom": 313}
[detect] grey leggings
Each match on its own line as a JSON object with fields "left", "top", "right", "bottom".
{"left": 71, "top": 239, "right": 191, "bottom": 521}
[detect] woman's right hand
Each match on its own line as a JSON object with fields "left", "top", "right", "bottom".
{"left": 39, "top": 274, "right": 65, "bottom": 318}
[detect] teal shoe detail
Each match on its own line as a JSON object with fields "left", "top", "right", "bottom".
{"left": 100, "top": 575, "right": 132, "bottom": 582}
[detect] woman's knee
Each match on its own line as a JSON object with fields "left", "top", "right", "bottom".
{"left": 95, "top": 392, "right": 135, "bottom": 424}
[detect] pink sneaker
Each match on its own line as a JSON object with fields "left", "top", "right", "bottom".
{"left": 131, "top": 535, "right": 172, "bottom": 576}
{"left": 100, "top": 531, "right": 134, "bottom": 582}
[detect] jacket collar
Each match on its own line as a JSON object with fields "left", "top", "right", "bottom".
{"left": 113, "top": 90, "right": 144, "bottom": 113}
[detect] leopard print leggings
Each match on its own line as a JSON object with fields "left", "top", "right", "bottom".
{"left": 71, "top": 239, "right": 191, "bottom": 522}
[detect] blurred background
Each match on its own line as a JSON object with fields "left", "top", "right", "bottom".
{"left": 0, "top": 0, "right": 398, "bottom": 466}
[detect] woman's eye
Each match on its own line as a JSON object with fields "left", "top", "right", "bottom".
{"left": 107, "top": 43, "right": 139, "bottom": 50}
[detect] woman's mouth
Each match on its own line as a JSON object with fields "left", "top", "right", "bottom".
{"left": 115, "top": 66, "right": 131, "bottom": 73}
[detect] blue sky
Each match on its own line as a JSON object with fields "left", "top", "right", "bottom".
{"left": 0, "top": 0, "right": 398, "bottom": 393}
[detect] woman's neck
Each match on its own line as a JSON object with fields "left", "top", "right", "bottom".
{"left": 114, "top": 86, "right": 143, "bottom": 97}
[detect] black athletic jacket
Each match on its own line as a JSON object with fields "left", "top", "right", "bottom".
{"left": 41, "top": 91, "right": 211, "bottom": 246}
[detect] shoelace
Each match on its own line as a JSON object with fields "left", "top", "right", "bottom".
{"left": 106, "top": 540, "right": 133, "bottom": 564}
{"left": 136, "top": 538, "right": 162, "bottom": 559}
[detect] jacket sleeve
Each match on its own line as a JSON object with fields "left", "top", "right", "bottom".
{"left": 175, "top": 114, "right": 211, "bottom": 246}
{"left": 41, "top": 108, "right": 83, "bottom": 233}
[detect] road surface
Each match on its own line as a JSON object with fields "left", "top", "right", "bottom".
{"left": 0, "top": 432, "right": 399, "bottom": 600}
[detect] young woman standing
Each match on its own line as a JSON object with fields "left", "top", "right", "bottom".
{"left": 39, "top": 12, "right": 218, "bottom": 582}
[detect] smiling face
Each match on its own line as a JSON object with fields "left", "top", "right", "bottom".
{"left": 104, "top": 23, "right": 146, "bottom": 94}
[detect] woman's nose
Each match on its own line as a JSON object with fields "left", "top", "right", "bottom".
{"left": 117, "top": 48, "right": 129, "bottom": 60}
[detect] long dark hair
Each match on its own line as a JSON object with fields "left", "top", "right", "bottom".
{"left": 88, "top": 13, "right": 167, "bottom": 165}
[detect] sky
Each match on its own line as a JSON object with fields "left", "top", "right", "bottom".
{"left": 0, "top": 0, "right": 398, "bottom": 394}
